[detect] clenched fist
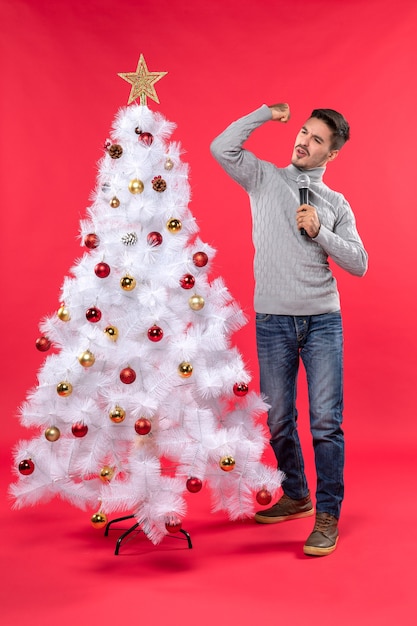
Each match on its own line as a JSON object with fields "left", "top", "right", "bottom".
{"left": 269, "top": 103, "right": 290, "bottom": 123}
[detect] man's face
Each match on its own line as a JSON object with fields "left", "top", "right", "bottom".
{"left": 291, "top": 117, "right": 339, "bottom": 170}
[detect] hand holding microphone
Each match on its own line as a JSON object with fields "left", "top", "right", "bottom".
{"left": 296, "top": 173, "right": 320, "bottom": 238}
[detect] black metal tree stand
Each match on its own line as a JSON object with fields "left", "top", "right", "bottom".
{"left": 104, "top": 514, "right": 193, "bottom": 555}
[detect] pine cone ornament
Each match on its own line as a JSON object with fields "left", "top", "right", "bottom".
{"left": 121, "top": 232, "right": 138, "bottom": 246}
{"left": 152, "top": 175, "right": 167, "bottom": 192}
{"left": 108, "top": 144, "right": 123, "bottom": 159}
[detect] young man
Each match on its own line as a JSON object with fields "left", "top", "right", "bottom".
{"left": 210, "top": 103, "right": 368, "bottom": 556}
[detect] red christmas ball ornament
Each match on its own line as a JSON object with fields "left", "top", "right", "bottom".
{"left": 147, "top": 325, "right": 164, "bottom": 342}
{"left": 233, "top": 382, "right": 249, "bottom": 396}
{"left": 86, "top": 307, "right": 102, "bottom": 323}
{"left": 256, "top": 488, "right": 272, "bottom": 506}
{"left": 35, "top": 336, "right": 51, "bottom": 352}
{"left": 179, "top": 274, "right": 195, "bottom": 289}
{"left": 147, "top": 231, "right": 163, "bottom": 247}
{"left": 120, "top": 367, "right": 136, "bottom": 384}
{"left": 193, "top": 251, "right": 208, "bottom": 267}
{"left": 72, "top": 422, "right": 89, "bottom": 438}
{"left": 138, "top": 131, "right": 154, "bottom": 146}
{"left": 186, "top": 477, "right": 203, "bottom": 493}
{"left": 134, "top": 417, "right": 152, "bottom": 435}
{"left": 165, "top": 517, "right": 182, "bottom": 534}
{"left": 18, "top": 459, "right": 35, "bottom": 475}
{"left": 84, "top": 233, "right": 100, "bottom": 249}
{"left": 94, "top": 262, "right": 111, "bottom": 278}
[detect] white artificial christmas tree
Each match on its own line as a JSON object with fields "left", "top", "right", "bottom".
{"left": 10, "top": 55, "right": 284, "bottom": 546}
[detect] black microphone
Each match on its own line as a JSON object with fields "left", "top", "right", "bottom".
{"left": 296, "top": 173, "right": 311, "bottom": 236}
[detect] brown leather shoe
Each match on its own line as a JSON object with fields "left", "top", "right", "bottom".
{"left": 303, "top": 512, "right": 339, "bottom": 556}
{"left": 254, "top": 492, "right": 314, "bottom": 524}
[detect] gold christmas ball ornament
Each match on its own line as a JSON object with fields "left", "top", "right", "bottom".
{"left": 109, "top": 406, "right": 126, "bottom": 423}
{"left": 99, "top": 466, "right": 115, "bottom": 482}
{"left": 57, "top": 381, "right": 73, "bottom": 397}
{"left": 128, "top": 178, "right": 144, "bottom": 194}
{"left": 188, "top": 294, "right": 205, "bottom": 311}
{"left": 104, "top": 325, "right": 119, "bottom": 341}
{"left": 120, "top": 275, "right": 137, "bottom": 291}
{"left": 110, "top": 196, "right": 120, "bottom": 208}
{"left": 178, "top": 361, "right": 193, "bottom": 378}
{"left": 57, "top": 304, "right": 70, "bottom": 321}
{"left": 45, "top": 426, "right": 61, "bottom": 442}
{"left": 166, "top": 218, "right": 182, "bottom": 233}
{"left": 220, "top": 455, "right": 236, "bottom": 472}
{"left": 164, "top": 157, "right": 174, "bottom": 171}
{"left": 90, "top": 511, "right": 108, "bottom": 529}
{"left": 78, "top": 350, "right": 95, "bottom": 368}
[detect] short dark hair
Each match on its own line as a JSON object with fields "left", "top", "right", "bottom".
{"left": 311, "top": 108, "right": 350, "bottom": 150}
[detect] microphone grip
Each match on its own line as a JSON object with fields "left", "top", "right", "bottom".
{"left": 299, "top": 187, "right": 309, "bottom": 205}
{"left": 299, "top": 187, "right": 309, "bottom": 236}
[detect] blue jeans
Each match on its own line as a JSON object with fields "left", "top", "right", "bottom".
{"left": 256, "top": 312, "right": 344, "bottom": 519}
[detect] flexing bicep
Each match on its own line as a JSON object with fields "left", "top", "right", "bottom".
{"left": 210, "top": 138, "right": 263, "bottom": 192}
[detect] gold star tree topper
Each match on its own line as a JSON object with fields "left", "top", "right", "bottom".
{"left": 118, "top": 54, "right": 167, "bottom": 105}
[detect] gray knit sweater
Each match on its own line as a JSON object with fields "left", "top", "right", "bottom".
{"left": 210, "top": 105, "right": 368, "bottom": 315}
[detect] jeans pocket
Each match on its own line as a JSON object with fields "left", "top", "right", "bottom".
{"left": 255, "top": 312, "right": 271, "bottom": 323}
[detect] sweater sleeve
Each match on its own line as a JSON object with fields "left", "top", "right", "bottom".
{"left": 210, "top": 105, "right": 273, "bottom": 193}
{"left": 313, "top": 197, "right": 368, "bottom": 277}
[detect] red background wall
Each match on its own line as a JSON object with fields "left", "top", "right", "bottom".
{"left": 1, "top": 0, "right": 416, "bottom": 484}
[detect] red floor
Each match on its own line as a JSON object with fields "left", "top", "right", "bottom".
{"left": 2, "top": 436, "right": 416, "bottom": 625}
